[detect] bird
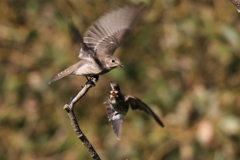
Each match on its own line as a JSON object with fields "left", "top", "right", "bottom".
{"left": 104, "top": 81, "right": 164, "bottom": 139}
{"left": 49, "top": 4, "right": 142, "bottom": 84}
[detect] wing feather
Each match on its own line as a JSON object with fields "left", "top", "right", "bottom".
{"left": 82, "top": 4, "right": 142, "bottom": 57}
{"left": 125, "top": 95, "right": 165, "bottom": 127}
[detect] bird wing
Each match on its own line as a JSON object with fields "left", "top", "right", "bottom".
{"left": 80, "top": 4, "right": 142, "bottom": 58}
{"left": 69, "top": 23, "right": 84, "bottom": 44}
{"left": 69, "top": 23, "right": 96, "bottom": 60}
{"left": 125, "top": 95, "right": 164, "bottom": 127}
{"left": 104, "top": 101, "right": 123, "bottom": 140}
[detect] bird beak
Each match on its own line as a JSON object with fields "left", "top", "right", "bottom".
{"left": 118, "top": 63, "right": 124, "bottom": 67}
{"left": 110, "top": 92, "right": 118, "bottom": 97}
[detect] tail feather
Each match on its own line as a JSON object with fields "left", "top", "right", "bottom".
{"left": 104, "top": 102, "right": 123, "bottom": 139}
{"left": 111, "top": 118, "right": 123, "bottom": 140}
{"left": 48, "top": 66, "right": 75, "bottom": 84}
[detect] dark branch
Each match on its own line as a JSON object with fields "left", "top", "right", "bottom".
{"left": 63, "top": 77, "right": 101, "bottom": 160}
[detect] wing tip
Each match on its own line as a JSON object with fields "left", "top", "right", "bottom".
{"left": 156, "top": 118, "right": 165, "bottom": 128}
{"left": 160, "top": 122, "right": 165, "bottom": 128}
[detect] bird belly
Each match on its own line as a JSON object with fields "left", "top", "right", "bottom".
{"left": 109, "top": 102, "right": 128, "bottom": 115}
{"left": 73, "top": 62, "right": 102, "bottom": 76}
{"left": 112, "top": 112, "right": 124, "bottom": 120}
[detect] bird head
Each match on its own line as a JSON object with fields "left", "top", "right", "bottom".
{"left": 105, "top": 56, "right": 124, "bottom": 69}
{"left": 110, "top": 81, "right": 121, "bottom": 91}
{"left": 109, "top": 81, "right": 121, "bottom": 98}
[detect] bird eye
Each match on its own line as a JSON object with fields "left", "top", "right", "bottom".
{"left": 112, "top": 60, "right": 115, "bottom": 63}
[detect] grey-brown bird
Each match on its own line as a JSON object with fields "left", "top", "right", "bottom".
{"left": 104, "top": 81, "right": 164, "bottom": 139}
{"left": 49, "top": 4, "right": 142, "bottom": 84}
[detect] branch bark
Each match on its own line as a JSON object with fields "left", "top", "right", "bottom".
{"left": 63, "top": 77, "right": 101, "bottom": 160}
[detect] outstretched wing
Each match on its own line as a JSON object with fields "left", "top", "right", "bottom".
{"left": 125, "top": 95, "right": 164, "bottom": 127}
{"left": 69, "top": 23, "right": 96, "bottom": 60}
{"left": 69, "top": 23, "right": 83, "bottom": 44}
{"left": 104, "top": 102, "right": 123, "bottom": 140}
{"left": 80, "top": 4, "right": 142, "bottom": 59}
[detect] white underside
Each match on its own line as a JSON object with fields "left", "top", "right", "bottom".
{"left": 112, "top": 111, "right": 124, "bottom": 120}
{"left": 73, "top": 63, "right": 102, "bottom": 76}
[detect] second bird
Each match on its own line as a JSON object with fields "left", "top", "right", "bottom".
{"left": 104, "top": 81, "right": 164, "bottom": 139}
{"left": 49, "top": 4, "right": 142, "bottom": 84}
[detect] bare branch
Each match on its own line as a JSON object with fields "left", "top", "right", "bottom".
{"left": 63, "top": 77, "right": 101, "bottom": 160}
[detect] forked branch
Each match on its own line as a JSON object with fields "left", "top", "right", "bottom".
{"left": 63, "top": 77, "right": 101, "bottom": 160}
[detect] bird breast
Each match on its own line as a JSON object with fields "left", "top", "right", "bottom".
{"left": 73, "top": 60, "right": 103, "bottom": 76}
{"left": 109, "top": 97, "right": 129, "bottom": 115}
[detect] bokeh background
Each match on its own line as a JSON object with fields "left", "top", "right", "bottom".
{"left": 1, "top": 0, "right": 240, "bottom": 159}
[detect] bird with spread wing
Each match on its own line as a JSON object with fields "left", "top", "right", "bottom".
{"left": 104, "top": 81, "right": 164, "bottom": 139}
{"left": 49, "top": 4, "right": 142, "bottom": 84}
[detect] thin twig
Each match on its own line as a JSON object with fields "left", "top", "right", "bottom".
{"left": 63, "top": 77, "right": 101, "bottom": 160}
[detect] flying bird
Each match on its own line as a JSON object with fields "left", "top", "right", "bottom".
{"left": 104, "top": 81, "right": 164, "bottom": 139}
{"left": 49, "top": 4, "right": 142, "bottom": 84}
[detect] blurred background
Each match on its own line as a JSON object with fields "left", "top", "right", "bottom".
{"left": 1, "top": 0, "right": 240, "bottom": 159}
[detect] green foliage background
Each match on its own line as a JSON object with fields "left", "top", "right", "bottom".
{"left": 1, "top": 0, "right": 240, "bottom": 159}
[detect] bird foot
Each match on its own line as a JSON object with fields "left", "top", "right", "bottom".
{"left": 90, "top": 75, "right": 99, "bottom": 82}
{"left": 85, "top": 75, "right": 99, "bottom": 86}
{"left": 86, "top": 80, "right": 96, "bottom": 86}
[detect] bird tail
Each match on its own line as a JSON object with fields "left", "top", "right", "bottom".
{"left": 104, "top": 102, "right": 123, "bottom": 140}
{"left": 48, "top": 65, "right": 75, "bottom": 84}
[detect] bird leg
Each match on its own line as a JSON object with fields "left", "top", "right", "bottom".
{"left": 85, "top": 76, "right": 90, "bottom": 81}
{"left": 91, "top": 75, "right": 99, "bottom": 82}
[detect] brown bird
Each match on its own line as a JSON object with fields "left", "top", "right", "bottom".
{"left": 104, "top": 81, "right": 164, "bottom": 139}
{"left": 49, "top": 4, "right": 142, "bottom": 84}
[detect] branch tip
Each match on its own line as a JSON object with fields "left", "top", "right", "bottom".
{"left": 64, "top": 104, "right": 70, "bottom": 111}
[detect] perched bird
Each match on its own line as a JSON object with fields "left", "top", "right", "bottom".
{"left": 104, "top": 81, "right": 164, "bottom": 139}
{"left": 49, "top": 4, "right": 142, "bottom": 84}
